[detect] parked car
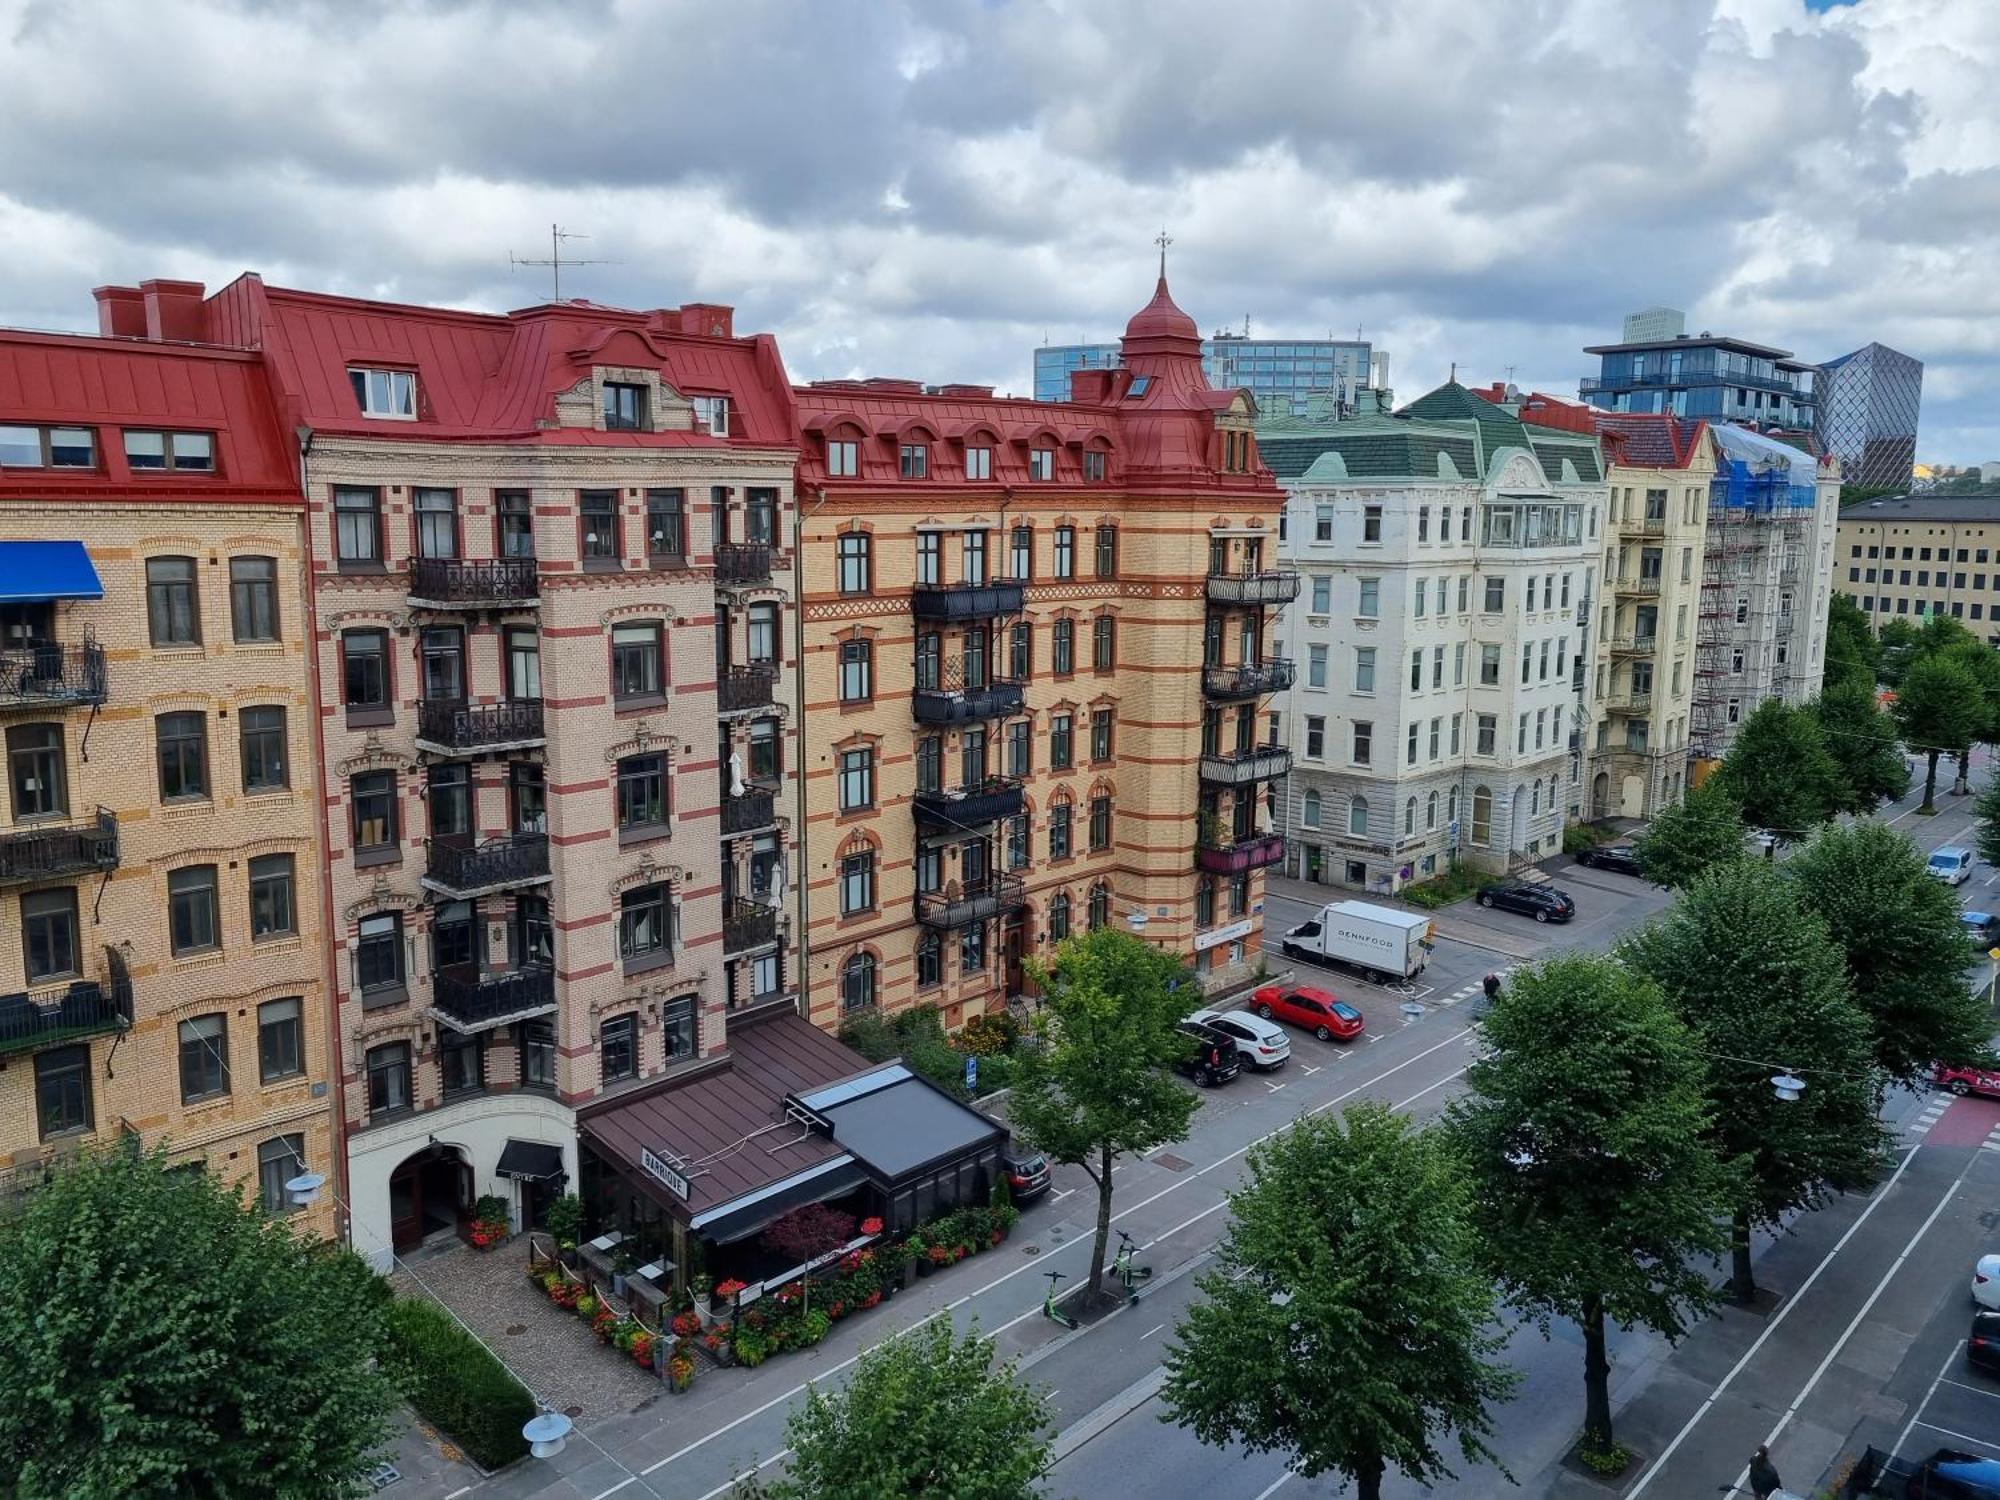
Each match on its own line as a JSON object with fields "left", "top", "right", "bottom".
{"left": 1252, "top": 984, "right": 1364, "bottom": 1042}
{"left": 1001, "top": 1143, "right": 1051, "bottom": 1205}
{"left": 1962, "top": 911, "right": 1999, "bottom": 949}
{"left": 1904, "top": 1446, "right": 2000, "bottom": 1497}
{"left": 1975, "top": 1255, "right": 2000, "bottom": 1312}
{"left": 1971, "top": 1312, "right": 2000, "bottom": 1376}
{"left": 1173, "top": 1020, "right": 1242, "bottom": 1088}
{"left": 1929, "top": 846, "right": 1976, "bottom": 886}
{"left": 1476, "top": 882, "right": 1576, "bottom": 923}
{"left": 1186, "top": 1008, "right": 1290, "bottom": 1070}
{"left": 1575, "top": 844, "right": 1644, "bottom": 877}
{"left": 1937, "top": 1062, "right": 2000, "bottom": 1100}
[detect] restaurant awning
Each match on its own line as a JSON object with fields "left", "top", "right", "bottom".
{"left": 0, "top": 541, "right": 104, "bottom": 603}
{"left": 494, "top": 1138, "right": 565, "bottom": 1181}
{"left": 691, "top": 1158, "right": 869, "bottom": 1245}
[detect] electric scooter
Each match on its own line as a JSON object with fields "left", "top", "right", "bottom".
{"left": 1042, "top": 1268, "right": 1079, "bottom": 1329}
{"left": 1109, "top": 1230, "right": 1153, "bottom": 1303}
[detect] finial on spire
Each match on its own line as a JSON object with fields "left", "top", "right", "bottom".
{"left": 1155, "top": 228, "right": 1173, "bottom": 279}
{"left": 1449, "top": 361, "right": 1458, "bottom": 384}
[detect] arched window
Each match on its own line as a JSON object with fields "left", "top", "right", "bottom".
{"left": 1470, "top": 786, "right": 1492, "bottom": 847}
{"left": 840, "top": 952, "right": 876, "bottom": 1013}
{"left": 1426, "top": 791, "right": 1438, "bottom": 830}
{"left": 1087, "top": 882, "right": 1111, "bottom": 931}
{"left": 1447, "top": 787, "right": 1459, "bottom": 825}
{"left": 1048, "top": 892, "right": 1072, "bottom": 942}
{"left": 1302, "top": 789, "right": 1321, "bottom": 829}
{"left": 1530, "top": 783, "right": 1540, "bottom": 816}
{"left": 1404, "top": 797, "right": 1416, "bottom": 836}
{"left": 1349, "top": 795, "right": 1369, "bottom": 837}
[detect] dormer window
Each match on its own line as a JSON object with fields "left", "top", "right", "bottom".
{"left": 0, "top": 425, "right": 96, "bottom": 469}
{"left": 603, "top": 382, "right": 648, "bottom": 432}
{"left": 1081, "top": 450, "right": 1107, "bottom": 483}
{"left": 899, "top": 443, "right": 929, "bottom": 480}
{"left": 692, "top": 395, "right": 730, "bottom": 437}
{"left": 828, "top": 438, "right": 859, "bottom": 476}
{"left": 1029, "top": 448, "right": 1055, "bottom": 482}
{"left": 965, "top": 446, "right": 993, "bottom": 481}
{"left": 348, "top": 368, "right": 417, "bottom": 420}
{"left": 125, "top": 430, "right": 214, "bottom": 472}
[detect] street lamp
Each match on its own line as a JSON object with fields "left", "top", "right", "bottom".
{"left": 523, "top": 1410, "right": 574, "bottom": 1460}
{"left": 1770, "top": 1072, "right": 1806, "bottom": 1103}
{"left": 284, "top": 1171, "right": 326, "bottom": 1209}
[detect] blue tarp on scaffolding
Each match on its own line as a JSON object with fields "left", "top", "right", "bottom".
{"left": 1710, "top": 424, "right": 1818, "bottom": 514}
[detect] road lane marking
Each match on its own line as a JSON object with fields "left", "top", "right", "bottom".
{"left": 1912, "top": 1421, "right": 2000, "bottom": 1455}
{"left": 1251, "top": 1467, "right": 1298, "bottom": 1499}
{"left": 1141, "top": 1322, "right": 1166, "bottom": 1341}
{"left": 694, "top": 1449, "right": 789, "bottom": 1500}
{"left": 1051, "top": 1187, "right": 1075, "bottom": 1202}
{"left": 1893, "top": 1342, "right": 1972, "bottom": 1465}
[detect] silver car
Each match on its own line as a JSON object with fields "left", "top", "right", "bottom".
{"left": 1187, "top": 1008, "right": 1291, "bottom": 1071}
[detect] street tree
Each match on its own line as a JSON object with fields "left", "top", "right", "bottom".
{"left": 1877, "top": 617, "right": 1926, "bottom": 687}
{"left": 1633, "top": 778, "right": 1747, "bottom": 889}
{"left": 1622, "top": 862, "right": 1888, "bottom": 1304}
{"left": 1891, "top": 651, "right": 1985, "bottom": 812}
{"left": 1446, "top": 953, "right": 1732, "bottom": 1463}
{"left": 1786, "top": 821, "right": 1992, "bottom": 1083}
{"left": 1010, "top": 926, "right": 1201, "bottom": 1300}
{"left": 0, "top": 1146, "right": 396, "bottom": 1500}
{"left": 737, "top": 1318, "right": 1050, "bottom": 1499}
{"left": 1939, "top": 638, "right": 2000, "bottom": 795}
{"left": 1822, "top": 593, "right": 1881, "bottom": 696}
{"left": 1162, "top": 1104, "right": 1517, "bottom": 1500}
{"left": 1714, "top": 697, "right": 1844, "bottom": 846}
{"left": 1808, "top": 684, "right": 1910, "bottom": 815}
{"left": 1975, "top": 778, "right": 2000, "bottom": 867}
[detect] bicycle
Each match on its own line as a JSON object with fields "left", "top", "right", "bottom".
{"left": 1109, "top": 1230, "right": 1153, "bottom": 1303}
{"left": 1042, "top": 1269, "right": 1079, "bottom": 1329}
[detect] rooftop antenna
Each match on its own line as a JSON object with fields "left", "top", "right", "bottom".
{"left": 1243, "top": 314, "right": 1251, "bottom": 337}
{"left": 1155, "top": 227, "right": 1172, "bottom": 279}
{"left": 1504, "top": 365, "right": 1517, "bottom": 384}
{"left": 1449, "top": 361, "right": 1458, "bottom": 383}
{"left": 509, "top": 223, "right": 618, "bottom": 302}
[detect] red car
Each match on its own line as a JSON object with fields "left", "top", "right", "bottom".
{"left": 1253, "top": 984, "right": 1364, "bottom": 1043}
{"left": 1936, "top": 1062, "right": 2000, "bottom": 1100}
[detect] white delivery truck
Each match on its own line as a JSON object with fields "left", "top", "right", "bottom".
{"left": 1281, "top": 900, "right": 1433, "bottom": 984}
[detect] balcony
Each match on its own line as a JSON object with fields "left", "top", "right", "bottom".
{"left": 912, "top": 776, "right": 1025, "bottom": 832}
{"left": 415, "top": 699, "right": 546, "bottom": 755}
{"left": 718, "top": 664, "right": 777, "bottom": 714}
{"left": 406, "top": 557, "right": 539, "bottom": 610}
{"left": 1198, "top": 746, "right": 1294, "bottom": 787}
{"left": 1607, "top": 635, "right": 1659, "bottom": 657}
{"left": 1203, "top": 658, "right": 1295, "bottom": 701}
{"left": 1605, "top": 691, "right": 1654, "bottom": 716}
{"left": 715, "top": 543, "right": 773, "bottom": 588}
{"left": 1196, "top": 832, "right": 1286, "bottom": 875}
{"left": 722, "top": 788, "right": 776, "bottom": 837}
{"left": 723, "top": 897, "right": 780, "bottom": 953}
{"left": 912, "top": 673, "right": 1025, "bottom": 725}
{"left": 1613, "top": 577, "right": 1662, "bottom": 597}
{"left": 0, "top": 974, "right": 132, "bottom": 1059}
{"left": 1636, "top": 516, "right": 1667, "bottom": 536}
{"left": 909, "top": 582, "right": 1025, "bottom": 622}
{"left": 0, "top": 638, "right": 107, "bottom": 710}
{"left": 914, "top": 873, "right": 1027, "bottom": 930}
{"left": 422, "top": 833, "right": 551, "bottom": 899}
{"left": 430, "top": 964, "right": 556, "bottom": 1035}
{"left": 0, "top": 809, "right": 118, "bottom": 887}
{"left": 1206, "top": 568, "right": 1302, "bottom": 607}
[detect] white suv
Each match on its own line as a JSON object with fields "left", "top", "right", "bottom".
{"left": 1186, "top": 1008, "right": 1290, "bottom": 1071}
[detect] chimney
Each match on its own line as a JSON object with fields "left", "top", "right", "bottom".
{"left": 676, "top": 303, "right": 734, "bottom": 339}
{"left": 93, "top": 286, "right": 146, "bottom": 339}
{"left": 139, "top": 279, "right": 207, "bottom": 343}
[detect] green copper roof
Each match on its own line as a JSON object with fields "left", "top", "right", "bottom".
{"left": 1258, "top": 380, "right": 1603, "bottom": 485}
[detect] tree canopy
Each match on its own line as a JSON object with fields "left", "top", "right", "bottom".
{"left": 1713, "top": 698, "right": 1844, "bottom": 843}
{"left": 0, "top": 1147, "right": 396, "bottom": 1500}
{"left": 1822, "top": 593, "right": 1881, "bottom": 696}
{"left": 1621, "top": 862, "right": 1888, "bottom": 1303}
{"left": 1785, "top": 821, "right": 1992, "bottom": 1084}
{"left": 1891, "top": 651, "right": 1986, "bottom": 811}
{"left": 1634, "top": 778, "right": 1748, "bottom": 889}
{"left": 1162, "top": 1104, "right": 1516, "bottom": 1500}
{"left": 1011, "top": 927, "right": 1201, "bottom": 1298}
{"left": 1446, "top": 954, "right": 1731, "bottom": 1457}
{"left": 1808, "top": 684, "right": 1910, "bottom": 815}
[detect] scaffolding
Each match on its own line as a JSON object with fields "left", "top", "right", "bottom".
{"left": 1689, "top": 429, "right": 1820, "bottom": 760}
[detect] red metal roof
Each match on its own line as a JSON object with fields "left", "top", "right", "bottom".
{"left": 1590, "top": 410, "right": 1712, "bottom": 470}
{"left": 0, "top": 329, "right": 297, "bottom": 502}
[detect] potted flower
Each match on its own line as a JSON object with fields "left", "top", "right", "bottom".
{"left": 630, "top": 1330, "right": 656, "bottom": 1370}
{"left": 712, "top": 1277, "right": 747, "bottom": 1318}
{"left": 689, "top": 1272, "right": 714, "bottom": 1325}
{"left": 859, "top": 1216, "right": 884, "bottom": 1239}
{"left": 575, "top": 1292, "right": 598, "bottom": 1321}
{"left": 667, "top": 1351, "right": 695, "bottom": 1393}
{"left": 545, "top": 1193, "right": 585, "bottom": 1269}
{"left": 670, "top": 1308, "right": 702, "bottom": 1340}
{"left": 591, "top": 1306, "right": 619, "bottom": 1343}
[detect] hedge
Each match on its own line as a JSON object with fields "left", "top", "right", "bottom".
{"left": 383, "top": 1297, "right": 536, "bottom": 1470}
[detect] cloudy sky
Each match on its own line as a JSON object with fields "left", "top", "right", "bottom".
{"left": 4, "top": 0, "right": 1997, "bottom": 461}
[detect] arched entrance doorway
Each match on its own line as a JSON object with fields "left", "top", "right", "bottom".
{"left": 1591, "top": 771, "right": 1610, "bottom": 820}
{"left": 389, "top": 1143, "right": 472, "bottom": 1251}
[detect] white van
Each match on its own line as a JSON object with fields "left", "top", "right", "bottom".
{"left": 1928, "top": 847, "right": 1974, "bottom": 886}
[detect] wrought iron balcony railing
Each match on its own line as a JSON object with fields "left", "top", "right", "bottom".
{"left": 912, "top": 670, "right": 1026, "bottom": 725}
{"left": 0, "top": 808, "right": 118, "bottom": 886}
{"left": 422, "top": 833, "right": 551, "bottom": 898}
{"left": 1197, "top": 746, "right": 1294, "bottom": 787}
{"left": 722, "top": 788, "right": 776, "bottom": 836}
{"left": 715, "top": 543, "right": 774, "bottom": 588}
{"left": 415, "top": 699, "right": 546, "bottom": 754}
{"left": 912, "top": 776, "right": 1025, "bottom": 831}
{"left": 1206, "top": 569, "right": 1301, "bottom": 607}
{"left": 0, "top": 974, "right": 133, "bottom": 1059}
{"left": 0, "top": 638, "right": 107, "bottom": 710}
{"left": 723, "top": 897, "right": 780, "bottom": 953}
{"left": 1202, "top": 658, "right": 1295, "bottom": 700}
{"left": 914, "top": 873, "right": 1028, "bottom": 929}
{"left": 718, "top": 664, "right": 777, "bottom": 713}
{"left": 406, "top": 556, "right": 539, "bottom": 609}
{"left": 430, "top": 965, "right": 556, "bottom": 1034}
{"left": 1195, "top": 832, "right": 1286, "bottom": 875}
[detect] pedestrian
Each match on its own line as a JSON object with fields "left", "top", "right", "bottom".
{"left": 1749, "top": 1443, "right": 1783, "bottom": 1499}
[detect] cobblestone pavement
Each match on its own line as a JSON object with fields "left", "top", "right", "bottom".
{"left": 391, "top": 1233, "right": 665, "bottom": 1427}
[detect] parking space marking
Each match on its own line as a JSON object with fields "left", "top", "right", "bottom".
{"left": 1264, "top": 1081, "right": 1286, "bottom": 1093}
{"left": 1301, "top": 1064, "right": 1323, "bottom": 1076}
{"left": 1939, "top": 1377, "right": 2000, "bottom": 1404}
{"left": 1913, "top": 1421, "right": 2000, "bottom": 1455}
{"left": 1050, "top": 1188, "right": 1075, "bottom": 1202}
{"left": 1893, "top": 1342, "right": 1975, "bottom": 1464}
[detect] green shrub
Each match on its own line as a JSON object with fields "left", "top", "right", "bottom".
{"left": 383, "top": 1298, "right": 536, "bottom": 1470}
{"left": 1576, "top": 1442, "right": 1630, "bottom": 1477}
{"left": 1562, "top": 822, "right": 1611, "bottom": 854}
{"left": 838, "top": 1009, "right": 899, "bottom": 1062}
{"left": 544, "top": 1193, "right": 584, "bottom": 1247}
{"left": 1398, "top": 866, "right": 1485, "bottom": 910}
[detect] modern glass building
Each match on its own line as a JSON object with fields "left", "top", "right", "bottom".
{"left": 1033, "top": 334, "right": 1376, "bottom": 409}
{"left": 1580, "top": 331, "right": 1817, "bottom": 430}
{"left": 1814, "top": 342, "right": 1922, "bottom": 489}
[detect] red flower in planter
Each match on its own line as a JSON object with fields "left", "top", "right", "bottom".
{"left": 713, "top": 1278, "right": 748, "bottom": 1300}
{"left": 670, "top": 1310, "right": 701, "bottom": 1339}
{"left": 989, "top": 1229, "right": 1005, "bottom": 1247}
{"left": 860, "top": 1290, "right": 882, "bottom": 1309}
{"left": 859, "top": 1217, "right": 884, "bottom": 1237}
{"left": 926, "top": 1244, "right": 951, "bottom": 1264}
{"left": 630, "top": 1332, "right": 655, "bottom": 1367}
{"left": 827, "top": 1300, "right": 846, "bottom": 1320}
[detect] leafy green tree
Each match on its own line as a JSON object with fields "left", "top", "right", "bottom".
{"left": 1939, "top": 638, "right": 2000, "bottom": 794}
{"left": 1891, "top": 652, "right": 1985, "bottom": 812}
{"left": 1622, "top": 863, "right": 1888, "bottom": 1304}
{"left": 1714, "top": 698, "right": 1843, "bottom": 846}
{"left": 738, "top": 1319, "right": 1050, "bottom": 1499}
{"left": 1446, "top": 954, "right": 1731, "bottom": 1459}
{"left": 1162, "top": 1104, "right": 1517, "bottom": 1500}
{"left": 1838, "top": 483, "right": 1905, "bottom": 508}
{"left": 1877, "top": 617, "right": 1926, "bottom": 687}
{"left": 1975, "top": 779, "right": 2000, "bottom": 868}
{"left": 1822, "top": 593, "right": 1882, "bottom": 696}
{"left": 1786, "top": 822, "right": 1992, "bottom": 1082}
{"left": 1808, "top": 685, "right": 1910, "bottom": 814}
{"left": 1634, "top": 778, "right": 1748, "bottom": 889}
{"left": 1010, "top": 927, "right": 1201, "bottom": 1299}
{"left": 0, "top": 1146, "right": 396, "bottom": 1499}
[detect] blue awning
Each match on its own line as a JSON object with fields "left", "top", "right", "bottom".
{"left": 0, "top": 542, "right": 103, "bottom": 603}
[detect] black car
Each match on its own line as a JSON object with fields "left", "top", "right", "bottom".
{"left": 1576, "top": 844, "right": 1643, "bottom": 877}
{"left": 1173, "top": 1020, "right": 1242, "bottom": 1088}
{"left": 1476, "top": 882, "right": 1576, "bottom": 923}
{"left": 1970, "top": 1311, "right": 2000, "bottom": 1376}
{"left": 1001, "top": 1143, "right": 1051, "bottom": 1205}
